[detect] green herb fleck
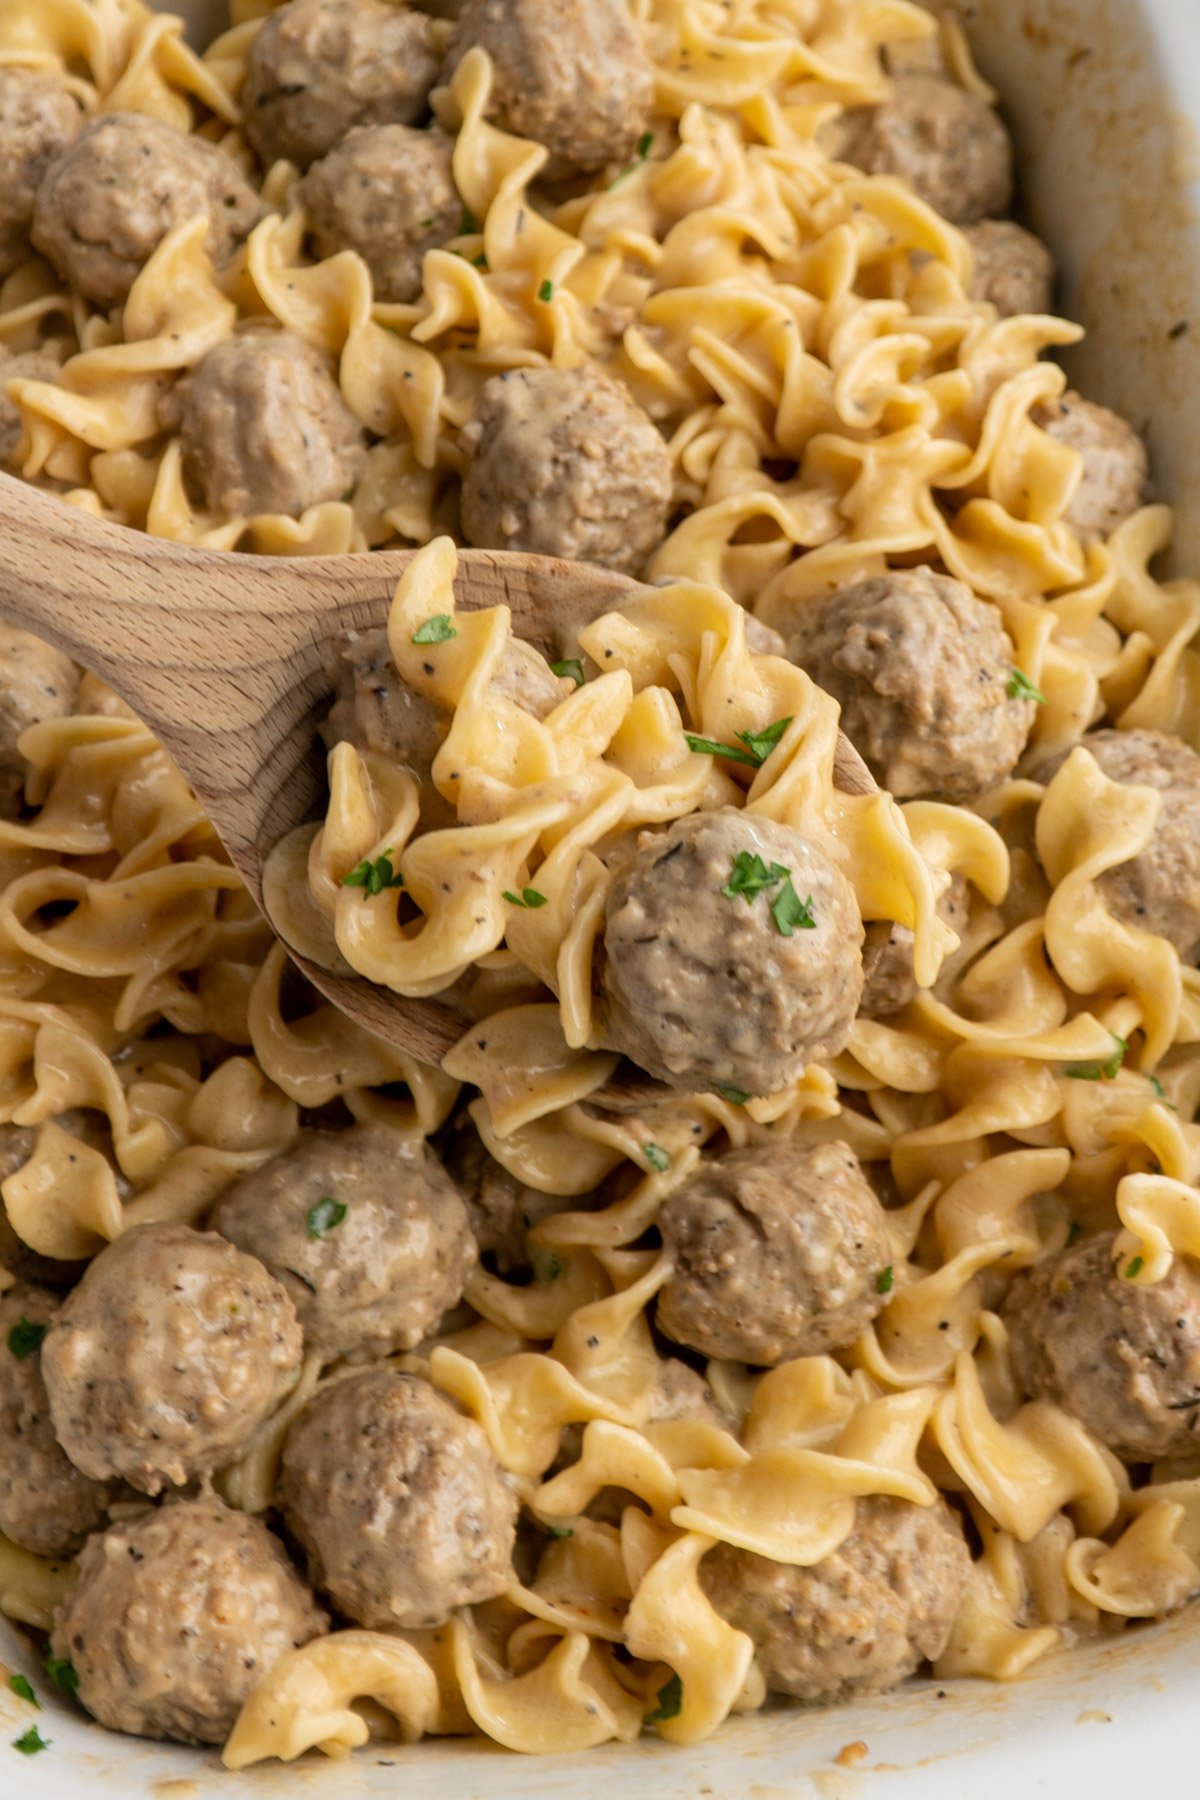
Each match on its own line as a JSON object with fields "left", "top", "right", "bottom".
{"left": 7, "top": 1318, "right": 46, "bottom": 1360}
{"left": 684, "top": 730, "right": 760, "bottom": 768}
{"left": 1066, "top": 1220, "right": 1082, "bottom": 1245}
{"left": 538, "top": 278, "right": 554, "bottom": 302}
{"left": 1007, "top": 667, "right": 1046, "bottom": 705}
{"left": 735, "top": 715, "right": 793, "bottom": 764}
{"left": 503, "top": 887, "right": 548, "bottom": 909}
{"left": 547, "top": 1523, "right": 574, "bottom": 1539}
{"left": 609, "top": 130, "right": 655, "bottom": 188}
{"left": 643, "top": 1143, "right": 671, "bottom": 1173}
{"left": 770, "top": 877, "right": 816, "bottom": 937}
{"left": 550, "top": 658, "right": 585, "bottom": 688}
{"left": 537, "top": 1253, "right": 563, "bottom": 1282}
{"left": 721, "top": 851, "right": 789, "bottom": 903}
{"left": 12, "top": 1726, "right": 48, "bottom": 1755}
{"left": 1065, "top": 1035, "right": 1127, "bottom": 1082}
{"left": 471, "top": 251, "right": 488, "bottom": 269}
{"left": 411, "top": 613, "right": 457, "bottom": 646}
{"left": 645, "top": 1672, "right": 682, "bottom": 1725}
{"left": 343, "top": 849, "right": 404, "bottom": 896}
{"left": 460, "top": 206, "right": 479, "bottom": 234}
{"left": 876, "top": 1265, "right": 894, "bottom": 1295}
{"left": 712, "top": 1084, "right": 752, "bottom": 1106}
{"left": 1125, "top": 1255, "right": 1145, "bottom": 1280}
{"left": 306, "top": 1197, "right": 348, "bottom": 1240}
{"left": 42, "top": 1658, "right": 78, "bottom": 1700}
{"left": 8, "top": 1676, "right": 36, "bottom": 1707}
{"left": 420, "top": 217, "right": 434, "bottom": 229}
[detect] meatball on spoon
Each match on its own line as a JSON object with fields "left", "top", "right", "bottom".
{"left": 0, "top": 473, "right": 874, "bottom": 1071}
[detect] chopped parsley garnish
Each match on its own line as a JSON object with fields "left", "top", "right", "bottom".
{"left": 643, "top": 1143, "right": 671, "bottom": 1173}
{"left": 306, "top": 1197, "right": 347, "bottom": 1239}
{"left": 876, "top": 1266, "right": 894, "bottom": 1295}
{"left": 770, "top": 877, "right": 816, "bottom": 937}
{"left": 420, "top": 217, "right": 435, "bottom": 229}
{"left": 460, "top": 205, "right": 479, "bottom": 234}
{"left": 538, "top": 278, "right": 554, "bottom": 302}
{"left": 471, "top": 251, "right": 488, "bottom": 269}
{"left": 609, "top": 130, "right": 655, "bottom": 188}
{"left": 736, "top": 716, "right": 793, "bottom": 764}
{"left": 547, "top": 1523, "right": 574, "bottom": 1539}
{"left": 712, "top": 1084, "right": 752, "bottom": 1106}
{"left": 343, "top": 850, "right": 404, "bottom": 896}
{"left": 550, "top": 658, "right": 585, "bottom": 688}
{"left": 537, "top": 1252, "right": 563, "bottom": 1282}
{"left": 721, "top": 851, "right": 789, "bottom": 902}
{"left": 8, "top": 1675, "right": 36, "bottom": 1707}
{"left": 645, "top": 1672, "right": 683, "bottom": 1724}
{"left": 684, "top": 731, "right": 759, "bottom": 768}
{"left": 42, "top": 1658, "right": 78, "bottom": 1700}
{"left": 1007, "top": 667, "right": 1046, "bottom": 705}
{"left": 12, "top": 1726, "right": 48, "bottom": 1755}
{"left": 1125, "top": 1255, "right": 1145, "bottom": 1280}
{"left": 1064, "top": 1035, "right": 1127, "bottom": 1082}
{"left": 1066, "top": 1220, "right": 1082, "bottom": 1245}
{"left": 6, "top": 1318, "right": 46, "bottom": 1360}
{"left": 411, "top": 613, "right": 457, "bottom": 646}
{"left": 503, "top": 886, "right": 548, "bottom": 909}
{"left": 685, "top": 715, "right": 793, "bottom": 770}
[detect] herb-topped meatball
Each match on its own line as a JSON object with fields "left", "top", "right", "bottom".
{"left": 600, "top": 808, "right": 864, "bottom": 1096}
{"left": 656, "top": 1141, "right": 891, "bottom": 1365}
{"left": 702, "top": 1497, "right": 970, "bottom": 1701}
{"left": 0, "top": 67, "right": 81, "bottom": 278}
{"left": 1034, "top": 391, "right": 1149, "bottom": 541}
{"left": 963, "top": 219, "right": 1055, "bottom": 318}
{"left": 836, "top": 74, "right": 1013, "bottom": 224}
{"left": 32, "top": 113, "right": 262, "bottom": 308}
{"left": 1037, "top": 729, "right": 1200, "bottom": 963}
{"left": 279, "top": 1368, "right": 518, "bottom": 1628}
{"left": 51, "top": 1497, "right": 326, "bottom": 1746}
{"left": 241, "top": 0, "right": 442, "bottom": 172}
{"left": 443, "top": 0, "right": 654, "bottom": 178}
{"left": 299, "top": 124, "right": 461, "bottom": 303}
{"left": 786, "top": 568, "right": 1035, "bottom": 802}
{"left": 210, "top": 1126, "right": 476, "bottom": 1363}
{"left": 41, "top": 1222, "right": 303, "bottom": 1494}
{"left": 169, "top": 329, "right": 367, "bottom": 521}
{"left": 1003, "top": 1230, "right": 1200, "bottom": 1461}
{"left": 0, "top": 623, "right": 78, "bottom": 817}
{"left": 0, "top": 1284, "right": 115, "bottom": 1557}
{"left": 459, "top": 365, "right": 673, "bottom": 575}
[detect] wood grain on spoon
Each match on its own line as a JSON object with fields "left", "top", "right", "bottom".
{"left": 0, "top": 470, "right": 877, "bottom": 1074}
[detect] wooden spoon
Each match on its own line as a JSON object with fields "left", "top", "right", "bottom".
{"left": 0, "top": 471, "right": 877, "bottom": 1071}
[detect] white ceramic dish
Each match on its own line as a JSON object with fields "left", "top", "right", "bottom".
{"left": 4, "top": 2, "right": 1200, "bottom": 1795}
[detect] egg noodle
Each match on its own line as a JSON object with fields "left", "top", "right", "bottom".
{"left": 2, "top": 0, "right": 1200, "bottom": 1767}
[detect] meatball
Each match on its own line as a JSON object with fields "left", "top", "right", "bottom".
{"left": 241, "top": 0, "right": 441, "bottom": 173}
{"left": 171, "top": 329, "right": 367, "bottom": 521}
{"left": 836, "top": 74, "right": 1013, "bottom": 224}
{"left": 1036, "top": 729, "right": 1200, "bottom": 963}
{"left": 0, "top": 67, "right": 81, "bottom": 278}
{"left": 656, "top": 1141, "right": 890, "bottom": 1366}
{"left": 32, "top": 112, "right": 262, "bottom": 309}
{"left": 860, "top": 871, "right": 970, "bottom": 1020}
{"left": 443, "top": 0, "right": 654, "bottom": 179}
{"left": 459, "top": 365, "right": 673, "bottom": 576}
{"left": 701, "top": 1497, "right": 970, "bottom": 1702}
{"left": 51, "top": 1497, "right": 326, "bottom": 1745}
{"left": 962, "top": 219, "right": 1055, "bottom": 318}
{"left": 299, "top": 124, "right": 460, "bottom": 304}
{"left": 0, "top": 1284, "right": 114, "bottom": 1557}
{"left": 210, "top": 1126, "right": 475, "bottom": 1363}
{"left": 1034, "top": 391, "right": 1149, "bottom": 541}
{"left": 786, "top": 568, "right": 1034, "bottom": 802}
{"left": 0, "top": 624, "right": 79, "bottom": 817}
{"left": 445, "top": 1124, "right": 568, "bottom": 1271}
{"left": 41, "top": 1222, "right": 303, "bottom": 1494}
{"left": 601, "top": 808, "right": 864, "bottom": 1094}
{"left": 279, "top": 1368, "right": 517, "bottom": 1629}
{"left": 1002, "top": 1230, "right": 1200, "bottom": 1461}
{"left": 0, "top": 349, "right": 61, "bottom": 470}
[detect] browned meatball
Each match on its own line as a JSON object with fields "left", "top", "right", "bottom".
{"left": 171, "top": 329, "right": 367, "bottom": 520}
{"left": 41, "top": 1222, "right": 303, "bottom": 1495}
{"left": 0, "top": 624, "right": 78, "bottom": 817}
{"left": 860, "top": 871, "right": 970, "bottom": 1020}
{"left": 837, "top": 74, "right": 1013, "bottom": 224}
{"left": 445, "top": 1124, "right": 569, "bottom": 1271}
{"left": 0, "top": 67, "right": 81, "bottom": 278}
{"left": 1034, "top": 391, "right": 1149, "bottom": 540}
{"left": 1002, "top": 1231, "right": 1200, "bottom": 1461}
{"left": 962, "top": 219, "right": 1055, "bottom": 317}
{"left": 210, "top": 1126, "right": 475, "bottom": 1362}
{"left": 1036, "top": 729, "right": 1200, "bottom": 963}
{"left": 601, "top": 808, "right": 864, "bottom": 1095}
{"left": 702, "top": 1497, "right": 970, "bottom": 1702}
{"left": 32, "top": 113, "right": 262, "bottom": 308}
{"left": 460, "top": 365, "right": 673, "bottom": 576}
{"left": 443, "top": 0, "right": 653, "bottom": 178}
{"left": 241, "top": 0, "right": 441, "bottom": 172}
{"left": 51, "top": 1497, "right": 326, "bottom": 1745}
{"left": 786, "top": 568, "right": 1034, "bottom": 802}
{"left": 0, "top": 1284, "right": 115, "bottom": 1557}
{"left": 656, "top": 1141, "right": 890, "bottom": 1366}
{"left": 279, "top": 1368, "right": 517, "bottom": 1628}
{"left": 0, "top": 349, "right": 61, "bottom": 470}
{"left": 299, "top": 124, "right": 460, "bottom": 304}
